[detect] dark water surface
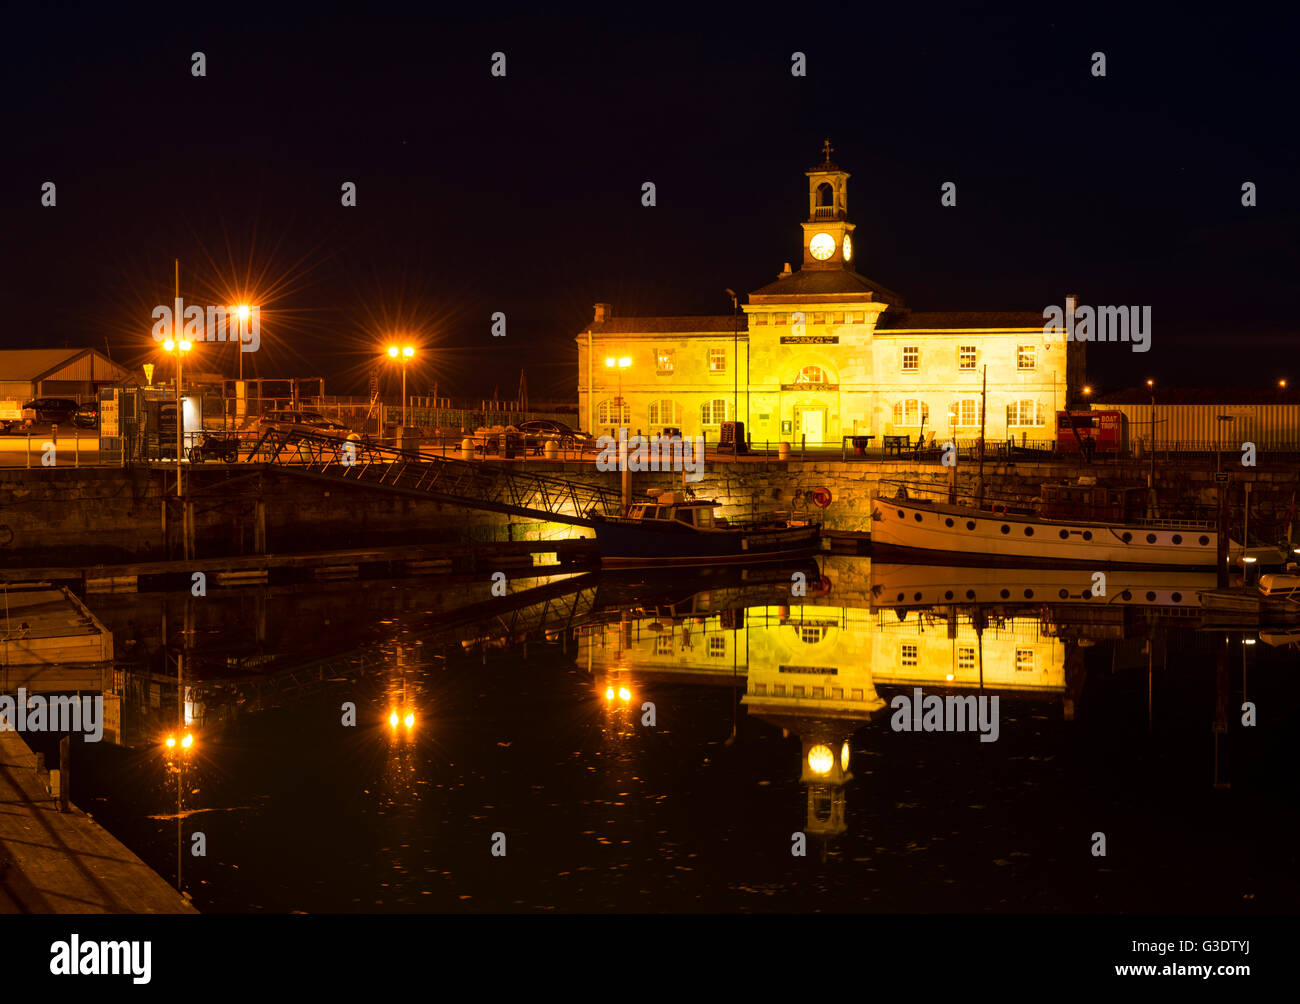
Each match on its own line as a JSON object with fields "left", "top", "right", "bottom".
{"left": 30, "top": 558, "right": 1300, "bottom": 913}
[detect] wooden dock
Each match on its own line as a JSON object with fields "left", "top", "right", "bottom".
{"left": 0, "top": 730, "right": 196, "bottom": 913}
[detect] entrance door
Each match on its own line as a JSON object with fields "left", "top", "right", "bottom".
{"left": 799, "top": 408, "right": 824, "bottom": 444}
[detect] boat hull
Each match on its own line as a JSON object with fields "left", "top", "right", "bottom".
{"left": 870, "top": 493, "right": 1217, "bottom": 569}
{"left": 593, "top": 517, "right": 821, "bottom": 568}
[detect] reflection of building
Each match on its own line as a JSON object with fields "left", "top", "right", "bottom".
{"left": 576, "top": 148, "right": 1079, "bottom": 443}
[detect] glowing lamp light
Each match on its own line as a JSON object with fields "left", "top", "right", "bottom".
{"left": 388, "top": 346, "right": 400, "bottom": 358}
{"left": 604, "top": 686, "right": 615, "bottom": 701}
{"left": 163, "top": 339, "right": 175, "bottom": 352}
{"left": 181, "top": 733, "right": 194, "bottom": 749}
{"left": 807, "top": 744, "right": 834, "bottom": 775}
{"left": 1242, "top": 556, "right": 1258, "bottom": 564}
{"left": 404, "top": 712, "right": 415, "bottom": 729}
{"left": 236, "top": 304, "right": 251, "bottom": 322}
{"left": 389, "top": 710, "right": 400, "bottom": 727}
{"left": 618, "top": 687, "right": 631, "bottom": 702}
{"left": 604, "top": 357, "right": 616, "bottom": 368}
{"left": 402, "top": 346, "right": 414, "bottom": 358}
{"left": 1244, "top": 638, "right": 1257, "bottom": 645}
{"left": 618, "top": 356, "right": 632, "bottom": 368}
{"left": 946, "top": 673, "right": 954, "bottom": 681}
{"left": 841, "top": 742, "right": 850, "bottom": 772}
{"left": 164, "top": 735, "right": 176, "bottom": 749}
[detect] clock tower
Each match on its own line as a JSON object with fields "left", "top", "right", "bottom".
{"left": 801, "top": 139, "right": 856, "bottom": 271}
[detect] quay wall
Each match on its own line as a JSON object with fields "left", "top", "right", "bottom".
{"left": 0, "top": 457, "right": 1295, "bottom": 567}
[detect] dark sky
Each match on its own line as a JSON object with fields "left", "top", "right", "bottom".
{"left": 4, "top": 1, "right": 1296, "bottom": 401}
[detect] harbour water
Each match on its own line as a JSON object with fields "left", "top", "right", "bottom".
{"left": 22, "top": 556, "right": 1300, "bottom": 913}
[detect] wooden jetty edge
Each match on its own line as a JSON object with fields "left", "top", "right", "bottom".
{"left": 0, "top": 730, "right": 196, "bottom": 914}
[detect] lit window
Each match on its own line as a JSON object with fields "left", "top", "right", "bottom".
{"left": 832, "top": 312, "right": 844, "bottom": 324}
{"left": 597, "top": 400, "right": 630, "bottom": 425}
{"left": 708, "top": 635, "right": 726, "bottom": 658}
{"left": 1015, "top": 648, "right": 1034, "bottom": 673}
{"left": 1017, "top": 345, "right": 1037, "bottom": 371}
{"left": 892, "top": 399, "right": 930, "bottom": 426}
{"left": 959, "top": 345, "right": 977, "bottom": 370}
{"left": 656, "top": 633, "right": 673, "bottom": 655}
{"left": 902, "top": 346, "right": 919, "bottom": 372}
{"left": 701, "top": 399, "right": 728, "bottom": 425}
{"left": 851, "top": 312, "right": 865, "bottom": 323}
{"left": 901, "top": 643, "right": 918, "bottom": 667}
{"left": 648, "top": 399, "right": 679, "bottom": 425}
{"left": 656, "top": 349, "right": 674, "bottom": 374}
{"left": 1007, "top": 400, "right": 1045, "bottom": 427}
{"left": 754, "top": 313, "right": 768, "bottom": 325}
{"left": 800, "top": 625, "right": 825, "bottom": 644}
{"left": 709, "top": 348, "right": 727, "bottom": 373}
{"left": 958, "top": 646, "right": 976, "bottom": 672}
{"left": 775, "top": 313, "right": 788, "bottom": 325}
{"left": 954, "top": 399, "right": 982, "bottom": 426}
{"left": 795, "top": 365, "right": 826, "bottom": 385}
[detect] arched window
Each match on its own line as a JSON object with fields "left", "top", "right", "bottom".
{"left": 794, "top": 365, "right": 828, "bottom": 385}
{"left": 648, "top": 399, "right": 680, "bottom": 426}
{"left": 892, "top": 400, "right": 930, "bottom": 426}
{"left": 816, "top": 182, "right": 834, "bottom": 207}
{"left": 597, "top": 399, "right": 631, "bottom": 425}
{"left": 701, "top": 399, "right": 729, "bottom": 425}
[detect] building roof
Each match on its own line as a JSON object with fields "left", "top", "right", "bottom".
{"left": 1094, "top": 387, "right": 1300, "bottom": 406}
{"left": 876, "top": 310, "right": 1047, "bottom": 330}
{"left": 749, "top": 268, "right": 903, "bottom": 304}
{"left": 0, "top": 348, "right": 133, "bottom": 384}
{"left": 580, "top": 315, "right": 747, "bottom": 336}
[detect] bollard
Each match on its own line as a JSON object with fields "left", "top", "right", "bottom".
{"left": 778, "top": 441, "right": 791, "bottom": 460}
{"left": 543, "top": 440, "right": 558, "bottom": 460}
{"left": 460, "top": 437, "right": 474, "bottom": 461}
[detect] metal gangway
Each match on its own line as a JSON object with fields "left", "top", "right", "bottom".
{"left": 245, "top": 428, "right": 621, "bottom": 526}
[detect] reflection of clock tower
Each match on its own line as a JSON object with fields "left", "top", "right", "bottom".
{"left": 801, "top": 139, "right": 856, "bottom": 271}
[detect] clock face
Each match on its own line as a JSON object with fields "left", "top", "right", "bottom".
{"left": 842, "top": 234, "right": 853, "bottom": 262}
{"left": 809, "top": 232, "right": 835, "bottom": 261}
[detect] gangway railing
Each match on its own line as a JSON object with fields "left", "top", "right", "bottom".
{"left": 244, "top": 427, "right": 621, "bottom": 526}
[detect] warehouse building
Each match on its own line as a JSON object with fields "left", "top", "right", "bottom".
{"left": 0, "top": 348, "right": 133, "bottom": 403}
{"left": 1091, "top": 387, "right": 1300, "bottom": 452}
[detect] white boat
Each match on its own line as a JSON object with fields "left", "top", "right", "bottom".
{"left": 870, "top": 479, "right": 1219, "bottom": 569}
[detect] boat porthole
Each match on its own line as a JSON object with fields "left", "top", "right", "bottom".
{"left": 1172, "top": 534, "right": 1182, "bottom": 544}
{"left": 1146, "top": 591, "right": 1157, "bottom": 602}
{"left": 1000, "top": 589, "right": 1010, "bottom": 599}
{"left": 944, "top": 590, "right": 954, "bottom": 600}
{"left": 1024, "top": 589, "right": 1034, "bottom": 599}
{"left": 1058, "top": 589, "right": 1069, "bottom": 599}
{"left": 914, "top": 592, "right": 923, "bottom": 602}
{"left": 897, "top": 592, "right": 905, "bottom": 602}
{"left": 914, "top": 512, "right": 923, "bottom": 522}
{"left": 1146, "top": 533, "right": 1157, "bottom": 544}
{"left": 1121, "top": 532, "right": 1132, "bottom": 543}
{"left": 897, "top": 509, "right": 905, "bottom": 519}
{"left": 1081, "top": 589, "right": 1091, "bottom": 600}
{"left": 1082, "top": 530, "right": 1093, "bottom": 541}
{"left": 1121, "top": 590, "right": 1132, "bottom": 601}
{"left": 965, "top": 589, "right": 976, "bottom": 599}
{"left": 1000, "top": 524, "right": 1010, "bottom": 535}
{"left": 945, "top": 517, "right": 954, "bottom": 527}
{"left": 966, "top": 520, "right": 976, "bottom": 531}
{"left": 1199, "top": 535, "right": 1210, "bottom": 546}
{"left": 1172, "top": 591, "right": 1183, "bottom": 603}
{"left": 1059, "top": 529, "right": 1069, "bottom": 540}
{"left": 1024, "top": 526, "right": 1034, "bottom": 536}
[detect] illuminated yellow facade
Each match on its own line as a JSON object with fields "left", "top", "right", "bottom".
{"left": 577, "top": 151, "right": 1084, "bottom": 443}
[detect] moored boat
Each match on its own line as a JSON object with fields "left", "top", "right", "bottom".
{"left": 592, "top": 491, "right": 821, "bottom": 568}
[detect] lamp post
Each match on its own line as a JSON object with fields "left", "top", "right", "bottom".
{"left": 160, "top": 333, "right": 193, "bottom": 478}
{"left": 726, "top": 288, "right": 738, "bottom": 447}
{"left": 234, "top": 304, "right": 253, "bottom": 383}
{"left": 604, "top": 355, "right": 631, "bottom": 434}
{"left": 386, "top": 344, "right": 416, "bottom": 426}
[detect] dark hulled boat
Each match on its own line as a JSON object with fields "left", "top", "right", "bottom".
{"left": 592, "top": 491, "right": 822, "bottom": 568}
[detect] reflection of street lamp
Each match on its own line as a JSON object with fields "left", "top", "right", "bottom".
{"left": 161, "top": 730, "right": 196, "bottom": 892}
{"left": 604, "top": 355, "right": 631, "bottom": 429}
{"left": 385, "top": 345, "right": 416, "bottom": 426}
{"left": 160, "top": 334, "right": 193, "bottom": 479}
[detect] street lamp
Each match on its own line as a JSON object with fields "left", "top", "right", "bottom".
{"left": 604, "top": 355, "right": 631, "bottom": 431}
{"left": 385, "top": 344, "right": 416, "bottom": 427}
{"left": 160, "top": 334, "right": 193, "bottom": 475}
{"left": 234, "top": 304, "right": 254, "bottom": 382}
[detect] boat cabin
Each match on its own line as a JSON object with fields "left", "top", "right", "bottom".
{"left": 626, "top": 491, "right": 720, "bottom": 528}
{"left": 1039, "top": 479, "right": 1148, "bottom": 523}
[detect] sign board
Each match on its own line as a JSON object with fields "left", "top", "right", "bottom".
{"left": 1214, "top": 473, "right": 1229, "bottom": 483}
{"left": 781, "top": 336, "right": 839, "bottom": 344}
{"left": 100, "top": 392, "right": 119, "bottom": 437}
{"left": 0, "top": 400, "right": 22, "bottom": 422}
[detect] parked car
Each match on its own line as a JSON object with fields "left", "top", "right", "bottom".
{"left": 259, "top": 409, "right": 361, "bottom": 441}
{"left": 72, "top": 403, "right": 99, "bottom": 429}
{"left": 22, "top": 397, "right": 78, "bottom": 425}
{"left": 515, "top": 419, "right": 596, "bottom": 450}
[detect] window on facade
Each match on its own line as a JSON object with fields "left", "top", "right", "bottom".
{"left": 892, "top": 400, "right": 930, "bottom": 426}
{"left": 958, "top": 646, "right": 976, "bottom": 672}
{"left": 851, "top": 312, "right": 865, "bottom": 323}
{"left": 832, "top": 312, "right": 844, "bottom": 324}
{"left": 648, "top": 399, "right": 680, "bottom": 425}
{"left": 959, "top": 345, "right": 977, "bottom": 370}
{"left": 1015, "top": 648, "right": 1034, "bottom": 673}
{"left": 954, "top": 399, "right": 982, "bottom": 427}
{"left": 902, "top": 346, "right": 919, "bottom": 372}
{"left": 901, "top": 643, "right": 918, "bottom": 667}
{"left": 775, "top": 313, "right": 788, "bottom": 325}
{"left": 795, "top": 365, "right": 827, "bottom": 385}
{"left": 656, "top": 349, "right": 674, "bottom": 374}
{"left": 701, "top": 399, "right": 728, "bottom": 425}
{"left": 597, "top": 400, "right": 631, "bottom": 425}
{"left": 1017, "top": 345, "right": 1037, "bottom": 370}
{"left": 709, "top": 348, "right": 727, "bottom": 373}
{"left": 800, "top": 625, "right": 825, "bottom": 644}
{"left": 656, "top": 633, "right": 673, "bottom": 655}
{"left": 708, "top": 635, "right": 726, "bottom": 658}
{"left": 1007, "top": 400, "right": 1045, "bottom": 427}
{"left": 754, "top": 313, "right": 768, "bottom": 325}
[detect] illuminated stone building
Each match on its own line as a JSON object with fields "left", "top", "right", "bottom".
{"left": 576, "top": 145, "right": 1084, "bottom": 444}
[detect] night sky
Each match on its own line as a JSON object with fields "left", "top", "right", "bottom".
{"left": 4, "top": 2, "right": 1296, "bottom": 400}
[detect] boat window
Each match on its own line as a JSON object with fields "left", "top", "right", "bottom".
{"left": 629, "top": 506, "right": 645, "bottom": 518}
{"left": 675, "top": 508, "right": 695, "bottom": 526}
